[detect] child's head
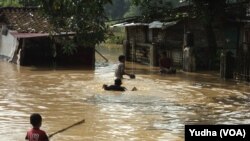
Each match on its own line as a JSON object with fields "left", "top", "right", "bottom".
{"left": 114, "top": 78, "right": 122, "bottom": 86}
{"left": 118, "top": 55, "right": 125, "bottom": 62}
{"left": 30, "top": 113, "right": 42, "bottom": 128}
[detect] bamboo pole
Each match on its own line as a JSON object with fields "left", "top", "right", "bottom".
{"left": 48, "top": 119, "right": 85, "bottom": 138}
{"left": 95, "top": 49, "right": 108, "bottom": 62}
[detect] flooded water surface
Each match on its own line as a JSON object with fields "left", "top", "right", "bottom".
{"left": 0, "top": 45, "right": 250, "bottom": 141}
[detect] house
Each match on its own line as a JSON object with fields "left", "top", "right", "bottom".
{"left": 112, "top": 19, "right": 215, "bottom": 70}
{"left": 110, "top": 2, "right": 250, "bottom": 82}
{"left": 0, "top": 7, "right": 95, "bottom": 67}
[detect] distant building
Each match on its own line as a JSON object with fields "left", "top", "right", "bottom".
{"left": 0, "top": 7, "right": 95, "bottom": 67}
{"left": 112, "top": 2, "right": 250, "bottom": 82}
{"left": 112, "top": 19, "right": 215, "bottom": 70}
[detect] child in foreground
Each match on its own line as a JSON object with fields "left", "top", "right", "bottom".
{"left": 25, "top": 113, "right": 49, "bottom": 141}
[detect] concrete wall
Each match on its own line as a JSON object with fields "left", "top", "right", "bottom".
{"left": 0, "top": 30, "right": 18, "bottom": 61}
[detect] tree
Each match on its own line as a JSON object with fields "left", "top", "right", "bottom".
{"left": 39, "top": 0, "right": 112, "bottom": 54}
{"left": 0, "top": 0, "right": 40, "bottom": 6}
{"left": 0, "top": 0, "right": 21, "bottom": 6}
{"left": 123, "top": 5, "right": 141, "bottom": 18}
{"left": 18, "top": 0, "right": 40, "bottom": 6}
{"left": 183, "top": 0, "right": 248, "bottom": 69}
{"left": 132, "top": 0, "right": 173, "bottom": 21}
{"left": 105, "top": 0, "right": 131, "bottom": 20}
{"left": 0, "top": 0, "right": 112, "bottom": 54}
{"left": 191, "top": 0, "right": 227, "bottom": 69}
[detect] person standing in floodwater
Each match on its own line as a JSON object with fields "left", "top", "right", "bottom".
{"left": 115, "top": 55, "right": 134, "bottom": 79}
{"left": 25, "top": 113, "right": 49, "bottom": 141}
{"left": 159, "top": 52, "right": 176, "bottom": 74}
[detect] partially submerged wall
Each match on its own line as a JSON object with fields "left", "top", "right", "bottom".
{"left": 0, "top": 30, "right": 18, "bottom": 61}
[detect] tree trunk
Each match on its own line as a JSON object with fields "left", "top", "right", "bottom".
{"left": 204, "top": 23, "right": 217, "bottom": 70}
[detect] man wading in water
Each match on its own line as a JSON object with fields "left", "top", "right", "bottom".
{"left": 102, "top": 55, "right": 137, "bottom": 91}
{"left": 115, "top": 55, "right": 135, "bottom": 79}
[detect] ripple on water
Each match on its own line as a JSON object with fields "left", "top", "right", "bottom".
{"left": 86, "top": 94, "right": 170, "bottom": 105}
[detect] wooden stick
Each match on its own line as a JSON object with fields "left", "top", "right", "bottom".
{"left": 48, "top": 119, "right": 85, "bottom": 138}
{"left": 95, "top": 49, "right": 108, "bottom": 62}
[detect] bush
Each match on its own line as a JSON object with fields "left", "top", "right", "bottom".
{"left": 105, "top": 27, "right": 125, "bottom": 44}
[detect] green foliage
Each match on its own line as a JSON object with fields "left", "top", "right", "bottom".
{"left": 18, "top": 0, "right": 40, "bottom": 6}
{"left": 0, "top": 0, "right": 112, "bottom": 55}
{"left": 0, "top": 0, "right": 40, "bottom": 6}
{"left": 0, "top": 0, "right": 21, "bottom": 6}
{"left": 192, "top": 0, "right": 227, "bottom": 23}
{"left": 123, "top": 5, "right": 141, "bottom": 18}
{"left": 105, "top": 0, "right": 131, "bottom": 20}
{"left": 105, "top": 27, "right": 125, "bottom": 44}
{"left": 131, "top": 0, "right": 175, "bottom": 21}
{"left": 61, "top": 39, "right": 78, "bottom": 55}
{"left": 38, "top": 0, "right": 112, "bottom": 54}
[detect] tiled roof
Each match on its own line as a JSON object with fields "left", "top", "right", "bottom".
{"left": 0, "top": 7, "right": 52, "bottom": 33}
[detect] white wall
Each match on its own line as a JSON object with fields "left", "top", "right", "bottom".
{"left": 0, "top": 30, "right": 18, "bottom": 61}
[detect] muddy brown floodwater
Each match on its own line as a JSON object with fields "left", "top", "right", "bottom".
{"left": 0, "top": 45, "right": 250, "bottom": 141}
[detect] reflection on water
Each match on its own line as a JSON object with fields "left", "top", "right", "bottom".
{"left": 0, "top": 44, "right": 250, "bottom": 141}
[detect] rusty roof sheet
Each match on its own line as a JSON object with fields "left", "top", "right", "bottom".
{"left": 0, "top": 7, "right": 52, "bottom": 33}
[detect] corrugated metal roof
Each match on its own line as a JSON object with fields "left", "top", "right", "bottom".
{"left": 111, "top": 22, "right": 148, "bottom": 27}
{"left": 149, "top": 21, "right": 178, "bottom": 29}
{"left": 111, "top": 21, "right": 178, "bottom": 29}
